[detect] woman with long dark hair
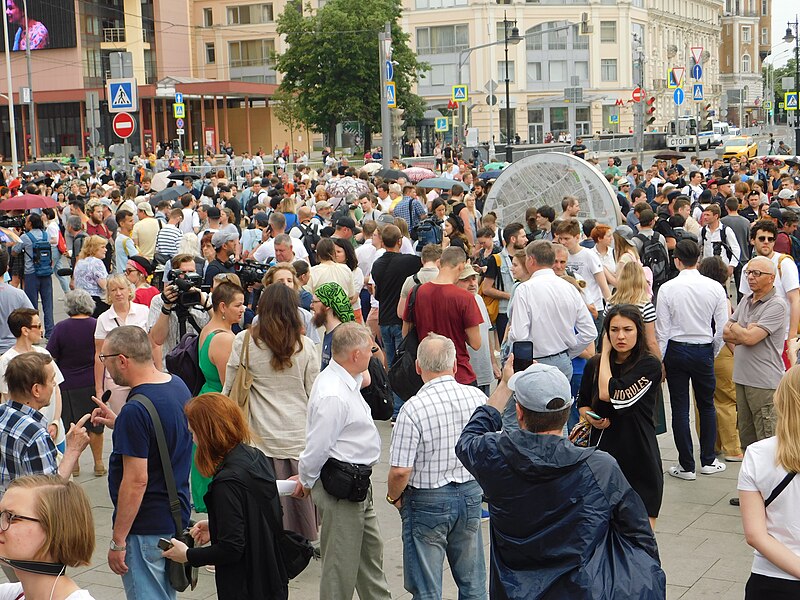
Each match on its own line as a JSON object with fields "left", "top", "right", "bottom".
{"left": 578, "top": 303, "right": 663, "bottom": 529}
{"left": 222, "top": 283, "right": 320, "bottom": 540}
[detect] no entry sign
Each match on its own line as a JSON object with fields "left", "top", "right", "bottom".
{"left": 112, "top": 112, "right": 136, "bottom": 139}
{"left": 632, "top": 87, "right": 645, "bottom": 103}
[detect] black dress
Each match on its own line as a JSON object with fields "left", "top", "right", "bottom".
{"left": 578, "top": 354, "right": 664, "bottom": 517}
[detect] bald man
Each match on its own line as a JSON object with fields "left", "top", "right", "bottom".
{"left": 724, "top": 256, "right": 789, "bottom": 451}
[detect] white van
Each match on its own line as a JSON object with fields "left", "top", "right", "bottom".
{"left": 712, "top": 122, "right": 729, "bottom": 147}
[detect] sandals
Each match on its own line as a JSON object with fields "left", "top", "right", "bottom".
{"left": 94, "top": 464, "right": 107, "bottom": 477}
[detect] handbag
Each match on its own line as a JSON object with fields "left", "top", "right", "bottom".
{"left": 320, "top": 458, "right": 373, "bottom": 502}
{"left": 387, "top": 284, "right": 425, "bottom": 401}
{"left": 228, "top": 330, "right": 253, "bottom": 421}
{"left": 569, "top": 419, "right": 604, "bottom": 448}
{"left": 130, "top": 394, "right": 198, "bottom": 592}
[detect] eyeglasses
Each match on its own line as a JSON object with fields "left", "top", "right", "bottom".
{"left": 124, "top": 268, "right": 138, "bottom": 275}
{"left": 744, "top": 270, "right": 771, "bottom": 278}
{"left": 98, "top": 353, "right": 125, "bottom": 363}
{"left": 756, "top": 236, "right": 775, "bottom": 243}
{"left": 26, "top": 324, "right": 41, "bottom": 330}
{"left": 0, "top": 510, "right": 40, "bottom": 531}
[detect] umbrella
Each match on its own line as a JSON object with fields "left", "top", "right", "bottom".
{"left": 653, "top": 151, "right": 686, "bottom": 160}
{"left": 484, "top": 162, "right": 508, "bottom": 171}
{"left": 361, "top": 162, "right": 383, "bottom": 174}
{"left": 783, "top": 156, "right": 800, "bottom": 167}
{"left": 478, "top": 170, "right": 503, "bottom": 181}
{"left": 416, "top": 177, "right": 466, "bottom": 191}
{"left": 150, "top": 171, "right": 171, "bottom": 192}
{"left": 324, "top": 176, "right": 370, "bottom": 199}
{"left": 32, "top": 175, "right": 54, "bottom": 187}
{"left": 0, "top": 193, "right": 57, "bottom": 211}
{"left": 21, "top": 161, "right": 63, "bottom": 172}
{"left": 151, "top": 185, "right": 190, "bottom": 204}
{"left": 168, "top": 171, "right": 199, "bottom": 181}
{"left": 375, "top": 168, "right": 405, "bottom": 181}
{"left": 403, "top": 167, "right": 435, "bottom": 183}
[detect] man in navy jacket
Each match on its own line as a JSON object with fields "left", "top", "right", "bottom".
{"left": 456, "top": 361, "right": 666, "bottom": 600}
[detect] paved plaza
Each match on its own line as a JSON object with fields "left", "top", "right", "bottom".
{"left": 0, "top": 287, "right": 756, "bottom": 599}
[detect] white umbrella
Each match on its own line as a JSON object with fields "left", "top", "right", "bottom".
{"left": 150, "top": 171, "right": 171, "bottom": 192}
{"left": 361, "top": 162, "right": 382, "bottom": 174}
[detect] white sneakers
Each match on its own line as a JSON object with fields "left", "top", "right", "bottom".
{"left": 668, "top": 459, "right": 727, "bottom": 481}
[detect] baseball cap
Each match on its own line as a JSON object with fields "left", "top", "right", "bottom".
{"left": 377, "top": 213, "right": 396, "bottom": 225}
{"left": 206, "top": 206, "right": 221, "bottom": 219}
{"left": 715, "top": 178, "right": 730, "bottom": 186}
{"left": 100, "top": 198, "right": 112, "bottom": 208}
{"left": 335, "top": 216, "right": 361, "bottom": 234}
{"left": 614, "top": 225, "right": 636, "bottom": 241}
{"left": 778, "top": 188, "right": 797, "bottom": 200}
{"left": 316, "top": 201, "right": 332, "bottom": 212}
{"left": 136, "top": 202, "right": 154, "bottom": 216}
{"left": 508, "top": 363, "right": 573, "bottom": 412}
{"left": 211, "top": 230, "right": 238, "bottom": 249}
{"left": 253, "top": 212, "right": 270, "bottom": 225}
{"left": 458, "top": 264, "right": 479, "bottom": 279}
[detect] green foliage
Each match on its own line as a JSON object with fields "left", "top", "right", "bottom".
{"left": 275, "top": 0, "right": 428, "bottom": 142}
{"left": 765, "top": 57, "right": 799, "bottom": 106}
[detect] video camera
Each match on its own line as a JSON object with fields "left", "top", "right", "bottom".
{"left": 0, "top": 215, "right": 26, "bottom": 229}
{"left": 233, "top": 260, "right": 268, "bottom": 288}
{"left": 167, "top": 270, "right": 203, "bottom": 307}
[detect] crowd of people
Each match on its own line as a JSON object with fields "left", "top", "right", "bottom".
{"left": 0, "top": 148, "right": 799, "bottom": 599}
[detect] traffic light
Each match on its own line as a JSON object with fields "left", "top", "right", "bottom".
{"left": 391, "top": 108, "right": 406, "bottom": 141}
{"left": 700, "top": 103, "right": 712, "bottom": 131}
{"left": 645, "top": 97, "right": 656, "bottom": 126}
{"left": 580, "top": 12, "right": 593, "bottom": 35}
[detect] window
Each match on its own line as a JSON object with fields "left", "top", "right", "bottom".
{"left": 547, "top": 26, "right": 567, "bottom": 50}
{"left": 575, "top": 60, "right": 589, "bottom": 80}
{"left": 741, "top": 53, "right": 751, "bottom": 73}
{"left": 528, "top": 108, "right": 544, "bottom": 124}
{"left": 227, "top": 4, "right": 274, "bottom": 25}
{"left": 549, "top": 60, "right": 567, "bottom": 81}
{"left": 203, "top": 7, "right": 213, "bottom": 27}
{"left": 600, "top": 21, "right": 616, "bottom": 43}
{"left": 572, "top": 25, "right": 588, "bottom": 49}
{"left": 416, "top": 25, "right": 469, "bottom": 54}
{"left": 527, "top": 62, "right": 542, "bottom": 83}
{"left": 601, "top": 58, "right": 617, "bottom": 81}
{"left": 742, "top": 26, "right": 751, "bottom": 43}
{"left": 228, "top": 39, "right": 276, "bottom": 68}
{"left": 498, "top": 60, "right": 515, "bottom": 83}
{"left": 205, "top": 42, "right": 215, "bottom": 64}
{"left": 416, "top": 0, "right": 468, "bottom": 8}
{"left": 83, "top": 48, "right": 102, "bottom": 79}
{"left": 761, "top": 0, "right": 767, "bottom": 14}
{"left": 425, "top": 63, "right": 457, "bottom": 86}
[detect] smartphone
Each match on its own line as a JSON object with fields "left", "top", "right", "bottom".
{"left": 585, "top": 410, "right": 602, "bottom": 420}
{"left": 157, "top": 538, "right": 173, "bottom": 551}
{"left": 101, "top": 390, "right": 112, "bottom": 404}
{"left": 512, "top": 341, "right": 534, "bottom": 373}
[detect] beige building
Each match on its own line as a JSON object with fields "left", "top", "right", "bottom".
{"left": 719, "top": 0, "right": 771, "bottom": 126}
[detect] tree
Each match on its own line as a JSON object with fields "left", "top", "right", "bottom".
{"left": 276, "top": 0, "right": 428, "bottom": 151}
{"left": 764, "top": 57, "right": 798, "bottom": 123}
{"left": 271, "top": 89, "right": 305, "bottom": 158}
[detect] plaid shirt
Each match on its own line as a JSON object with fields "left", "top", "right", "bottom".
{"left": 390, "top": 376, "right": 487, "bottom": 489}
{"left": 0, "top": 401, "right": 58, "bottom": 494}
{"left": 392, "top": 196, "right": 427, "bottom": 230}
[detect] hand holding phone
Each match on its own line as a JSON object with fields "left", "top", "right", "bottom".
{"left": 157, "top": 538, "right": 173, "bottom": 551}
{"left": 512, "top": 341, "right": 534, "bottom": 373}
{"left": 585, "top": 410, "right": 602, "bottom": 420}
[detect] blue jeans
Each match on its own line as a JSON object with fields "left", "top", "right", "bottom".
{"left": 121, "top": 534, "right": 176, "bottom": 600}
{"left": 401, "top": 481, "right": 486, "bottom": 600}
{"left": 568, "top": 370, "right": 584, "bottom": 431}
{"left": 380, "top": 324, "right": 405, "bottom": 417}
{"left": 502, "top": 350, "right": 573, "bottom": 432}
{"left": 24, "top": 274, "right": 54, "bottom": 338}
{"left": 53, "top": 249, "right": 70, "bottom": 293}
{"left": 664, "top": 342, "right": 717, "bottom": 472}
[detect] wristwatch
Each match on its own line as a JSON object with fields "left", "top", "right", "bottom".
{"left": 386, "top": 493, "right": 402, "bottom": 505}
{"left": 109, "top": 539, "right": 126, "bottom": 552}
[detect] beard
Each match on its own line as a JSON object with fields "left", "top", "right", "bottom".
{"left": 312, "top": 306, "right": 329, "bottom": 328}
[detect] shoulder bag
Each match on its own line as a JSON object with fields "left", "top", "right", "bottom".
{"left": 228, "top": 330, "right": 253, "bottom": 421}
{"left": 130, "top": 393, "right": 198, "bottom": 592}
{"left": 388, "top": 283, "right": 425, "bottom": 401}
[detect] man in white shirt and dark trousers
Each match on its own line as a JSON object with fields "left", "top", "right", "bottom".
{"left": 293, "top": 323, "right": 391, "bottom": 600}
{"left": 657, "top": 240, "right": 730, "bottom": 480}
{"left": 387, "top": 333, "right": 488, "bottom": 600}
{"left": 699, "top": 203, "right": 741, "bottom": 278}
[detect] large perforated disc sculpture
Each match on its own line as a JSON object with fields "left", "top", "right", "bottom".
{"left": 483, "top": 152, "right": 622, "bottom": 227}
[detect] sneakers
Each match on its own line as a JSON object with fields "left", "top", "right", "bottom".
{"left": 724, "top": 454, "right": 744, "bottom": 462}
{"left": 700, "top": 459, "right": 727, "bottom": 475}
{"left": 668, "top": 466, "right": 697, "bottom": 481}
{"left": 481, "top": 508, "right": 490, "bottom": 521}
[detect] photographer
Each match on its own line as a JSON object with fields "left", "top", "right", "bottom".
{"left": 203, "top": 230, "right": 238, "bottom": 287}
{"left": 148, "top": 254, "right": 211, "bottom": 369}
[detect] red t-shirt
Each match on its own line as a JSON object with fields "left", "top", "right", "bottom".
{"left": 404, "top": 282, "right": 483, "bottom": 385}
{"left": 134, "top": 286, "right": 160, "bottom": 307}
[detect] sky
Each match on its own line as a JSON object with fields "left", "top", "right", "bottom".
{"left": 771, "top": 0, "right": 798, "bottom": 68}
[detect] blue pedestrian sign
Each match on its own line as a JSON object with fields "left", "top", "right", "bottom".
{"left": 674, "top": 87, "right": 685, "bottom": 105}
{"left": 691, "top": 64, "right": 703, "bottom": 80}
{"left": 386, "top": 82, "right": 396, "bottom": 108}
{"left": 786, "top": 92, "right": 799, "bottom": 111}
{"left": 175, "top": 92, "right": 184, "bottom": 105}
{"left": 692, "top": 84, "right": 704, "bottom": 101}
{"left": 385, "top": 61, "right": 393, "bottom": 82}
{"left": 452, "top": 85, "right": 468, "bottom": 103}
{"left": 107, "top": 78, "right": 138, "bottom": 113}
{"left": 435, "top": 117, "right": 449, "bottom": 132}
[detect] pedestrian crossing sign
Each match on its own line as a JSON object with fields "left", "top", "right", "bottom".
{"left": 173, "top": 103, "right": 186, "bottom": 119}
{"left": 764, "top": 101, "right": 772, "bottom": 110}
{"left": 435, "top": 116, "right": 449, "bottom": 132}
{"left": 786, "top": 92, "right": 799, "bottom": 111}
{"left": 107, "top": 78, "right": 138, "bottom": 113}
{"left": 452, "top": 85, "right": 468, "bottom": 103}
{"left": 692, "top": 84, "right": 704, "bottom": 101}
{"left": 386, "top": 82, "right": 396, "bottom": 108}
{"left": 668, "top": 67, "right": 685, "bottom": 89}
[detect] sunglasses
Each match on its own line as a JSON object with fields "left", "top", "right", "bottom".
{"left": 756, "top": 236, "right": 775, "bottom": 242}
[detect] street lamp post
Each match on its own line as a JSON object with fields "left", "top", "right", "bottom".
{"left": 785, "top": 16, "right": 800, "bottom": 153}
{"left": 502, "top": 14, "right": 521, "bottom": 163}
{"left": 1, "top": 8, "right": 19, "bottom": 178}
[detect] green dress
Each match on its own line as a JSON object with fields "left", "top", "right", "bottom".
{"left": 191, "top": 330, "right": 224, "bottom": 513}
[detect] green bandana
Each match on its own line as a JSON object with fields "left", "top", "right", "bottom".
{"left": 315, "top": 282, "right": 355, "bottom": 323}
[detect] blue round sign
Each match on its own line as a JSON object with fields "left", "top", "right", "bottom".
{"left": 385, "top": 60, "right": 394, "bottom": 82}
{"left": 674, "top": 88, "right": 685, "bottom": 105}
{"left": 691, "top": 64, "right": 702, "bottom": 80}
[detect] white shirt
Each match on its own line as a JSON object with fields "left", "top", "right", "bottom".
{"left": 389, "top": 375, "right": 486, "bottom": 489}
{"left": 567, "top": 247, "right": 605, "bottom": 307}
{"left": 655, "top": 269, "right": 729, "bottom": 357}
{"left": 298, "top": 359, "right": 382, "bottom": 488}
{"left": 356, "top": 241, "right": 379, "bottom": 280}
{"left": 738, "top": 436, "right": 800, "bottom": 581}
{"left": 0, "top": 583, "right": 94, "bottom": 600}
{"left": 252, "top": 235, "right": 309, "bottom": 263}
{"left": 95, "top": 303, "right": 150, "bottom": 340}
{"left": 700, "top": 222, "right": 742, "bottom": 268}
{"left": 507, "top": 268, "right": 596, "bottom": 359}
{"left": 179, "top": 208, "right": 200, "bottom": 233}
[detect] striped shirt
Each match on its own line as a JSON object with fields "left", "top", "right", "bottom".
{"left": 0, "top": 401, "right": 58, "bottom": 494}
{"left": 390, "top": 376, "right": 487, "bottom": 489}
{"left": 155, "top": 223, "right": 182, "bottom": 257}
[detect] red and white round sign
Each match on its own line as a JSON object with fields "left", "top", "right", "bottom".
{"left": 112, "top": 112, "right": 136, "bottom": 139}
{"left": 632, "top": 87, "right": 645, "bottom": 103}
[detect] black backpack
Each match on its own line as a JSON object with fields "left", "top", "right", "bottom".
{"left": 636, "top": 232, "right": 670, "bottom": 290}
{"left": 699, "top": 223, "right": 734, "bottom": 262}
{"left": 360, "top": 356, "right": 393, "bottom": 420}
{"left": 296, "top": 222, "right": 321, "bottom": 266}
{"left": 164, "top": 322, "right": 216, "bottom": 396}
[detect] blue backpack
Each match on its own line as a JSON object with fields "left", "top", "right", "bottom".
{"left": 411, "top": 217, "right": 444, "bottom": 247}
{"left": 25, "top": 230, "right": 53, "bottom": 277}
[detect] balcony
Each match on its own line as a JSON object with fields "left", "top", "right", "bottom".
{"left": 103, "top": 27, "right": 125, "bottom": 43}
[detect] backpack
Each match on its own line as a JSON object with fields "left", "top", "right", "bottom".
{"left": 700, "top": 223, "right": 734, "bottom": 262}
{"left": 411, "top": 217, "right": 443, "bottom": 247}
{"left": 296, "top": 222, "right": 321, "bottom": 266}
{"left": 479, "top": 253, "right": 503, "bottom": 322}
{"left": 164, "top": 320, "right": 213, "bottom": 396}
{"left": 360, "top": 356, "right": 393, "bottom": 420}
{"left": 777, "top": 232, "right": 800, "bottom": 270}
{"left": 25, "top": 230, "right": 53, "bottom": 277}
{"left": 636, "top": 232, "right": 670, "bottom": 290}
